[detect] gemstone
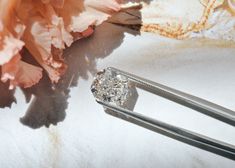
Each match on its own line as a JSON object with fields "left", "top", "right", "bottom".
{"left": 91, "top": 68, "right": 131, "bottom": 106}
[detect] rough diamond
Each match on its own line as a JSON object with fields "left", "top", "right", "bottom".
{"left": 91, "top": 68, "right": 131, "bottom": 106}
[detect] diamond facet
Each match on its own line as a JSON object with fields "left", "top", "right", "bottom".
{"left": 91, "top": 68, "right": 131, "bottom": 106}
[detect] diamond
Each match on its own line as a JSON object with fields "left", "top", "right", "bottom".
{"left": 91, "top": 68, "right": 131, "bottom": 106}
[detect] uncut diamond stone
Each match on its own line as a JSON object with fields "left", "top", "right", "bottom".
{"left": 91, "top": 68, "right": 131, "bottom": 106}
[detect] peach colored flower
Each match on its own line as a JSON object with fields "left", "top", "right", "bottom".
{"left": 0, "top": 0, "right": 122, "bottom": 89}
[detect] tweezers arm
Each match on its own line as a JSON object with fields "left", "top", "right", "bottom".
{"left": 98, "top": 100, "right": 235, "bottom": 160}
{"left": 110, "top": 67, "right": 235, "bottom": 126}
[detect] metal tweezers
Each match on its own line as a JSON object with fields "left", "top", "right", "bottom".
{"left": 93, "top": 67, "right": 235, "bottom": 160}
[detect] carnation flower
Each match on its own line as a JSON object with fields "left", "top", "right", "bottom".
{"left": 0, "top": 0, "right": 121, "bottom": 89}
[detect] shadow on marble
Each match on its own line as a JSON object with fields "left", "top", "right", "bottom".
{"left": 0, "top": 22, "right": 141, "bottom": 129}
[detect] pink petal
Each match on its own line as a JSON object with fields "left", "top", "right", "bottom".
{"left": 0, "top": 0, "right": 25, "bottom": 65}
{"left": 1, "top": 0, "right": 122, "bottom": 87}
{"left": 57, "top": 0, "right": 122, "bottom": 33}
{"left": 1, "top": 54, "right": 21, "bottom": 83}
{"left": 11, "top": 60, "right": 43, "bottom": 88}
{"left": 0, "top": 36, "right": 24, "bottom": 65}
{"left": 1, "top": 54, "right": 43, "bottom": 89}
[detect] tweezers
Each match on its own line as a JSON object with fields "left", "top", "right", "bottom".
{"left": 91, "top": 67, "right": 235, "bottom": 160}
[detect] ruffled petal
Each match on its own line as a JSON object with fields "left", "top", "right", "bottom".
{"left": 1, "top": 54, "right": 21, "bottom": 83}
{"left": 1, "top": 54, "right": 43, "bottom": 89}
{"left": 16, "top": 1, "right": 69, "bottom": 82}
{"left": 85, "top": 0, "right": 121, "bottom": 13}
{"left": 0, "top": 35, "right": 24, "bottom": 65}
{"left": 23, "top": 30, "right": 66, "bottom": 83}
{"left": 1, "top": 0, "right": 122, "bottom": 88}
{"left": 0, "top": 0, "right": 25, "bottom": 65}
{"left": 11, "top": 60, "right": 43, "bottom": 88}
{"left": 57, "top": 0, "right": 122, "bottom": 33}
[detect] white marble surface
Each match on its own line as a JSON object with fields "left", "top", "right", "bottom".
{"left": 0, "top": 23, "right": 235, "bottom": 168}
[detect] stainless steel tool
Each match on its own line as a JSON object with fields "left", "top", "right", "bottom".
{"left": 91, "top": 67, "right": 235, "bottom": 160}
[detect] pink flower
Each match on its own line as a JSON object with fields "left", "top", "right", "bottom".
{"left": 0, "top": 0, "right": 122, "bottom": 89}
